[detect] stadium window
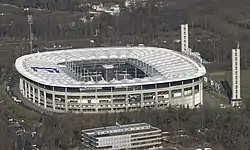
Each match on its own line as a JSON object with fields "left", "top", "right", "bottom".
{"left": 157, "top": 83, "right": 169, "bottom": 88}
{"left": 142, "top": 84, "right": 155, "bottom": 90}
{"left": 170, "top": 81, "right": 182, "bottom": 86}
{"left": 194, "top": 77, "right": 200, "bottom": 82}
{"left": 183, "top": 79, "right": 192, "bottom": 84}
{"left": 44, "top": 85, "right": 53, "bottom": 90}
{"left": 54, "top": 86, "right": 65, "bottom": 92}
{"left": 67, "top": 87, "right": 80, "bottom": 92}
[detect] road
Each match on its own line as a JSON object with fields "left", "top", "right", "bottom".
{"left": 203, "top": 91, "right": 220, "bottom": 108}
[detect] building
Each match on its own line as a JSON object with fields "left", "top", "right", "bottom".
{"left": 231, "top": 45, "right": 241, "bottom": 107}
{"left": 181, "top": 24, "right": 190, "bottom": 55}
{"left": 125, "top": 0, "right": 148, "bottom": 8}
{"left": 81, "top": 123, "right": 162, "bottom": 150}
{"left": 181, "top": 24, "right": 203, "bottom": 63}
{"left": 15, "top": 47, "right": 206, "bottom": 113}
{"left": 90, "top": 2, "right": 121, "bottom": 16}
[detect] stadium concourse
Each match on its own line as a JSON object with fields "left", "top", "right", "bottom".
{"left": 15, "top": 47, "right": 206, "bottom": 113}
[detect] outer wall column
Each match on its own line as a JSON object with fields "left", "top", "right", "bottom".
{"left": 192, "top": 85, "right": 195, "bottom": 109}
{"left": 19, "top": 78, "right": 23, "bottom": 94}
{"left": 65, "top": 88, "right": 68, "bottom": 112}
{"left": 181, "top": 88, "right": 184, "bottom": 107}
{"left": 200, "top": 81, "right": 203, "bottom": 105}
{"left": 52, "top": 87, "right": 56, "bottom": 111}
{"left": 32, "top": 87, "right": 35, "bottom": 103}
{"left": 38, "top": 89, "right": 41, "bottom": 106}
{"left": 140, "top": 85, "right": 144, "bottom": 108}
{"left": 125, "top": 87, "right": 129, "bottom": 112}
{"left": 44, "top": 91, "right": 47, "bottom": 108}
{"left": 155, "top": 84, "right": 158, "bottom": 108}
{"left": 80, "top": 96, "right": 83, "bottom": 112}
{"left": 169, "top": 90, "right": 172, "bottom": 106}
{"left": 111, "top": 88, "right": 114, "bottom": 112}
{"left": 154, "top": 84, "right": 158, "bottom": 108}
{"left": 24, "top": 80, "right": 27, "bottom": 98}
{"left": 28, "top": 83, "right": 31, "bottom": 99}
{"left": 95, "top": 88, "right": 98, "bottom": 112}
{"left": 140, "top": 93, "right": 144, "bottom": 108}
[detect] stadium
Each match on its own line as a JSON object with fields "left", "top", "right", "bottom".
{"left": 15, "top": 46, "right": 206, "bottom": 113}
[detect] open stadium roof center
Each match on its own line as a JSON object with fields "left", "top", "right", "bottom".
{"left": 15, "top": 47, "right": 206, "bottom": 113}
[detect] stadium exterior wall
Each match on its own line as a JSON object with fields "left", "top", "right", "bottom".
{"left": 18, "top": 75, "right": 203, "bottom": 113}
{"left": 15, "top": 47, "right": 206, "bottom": 113}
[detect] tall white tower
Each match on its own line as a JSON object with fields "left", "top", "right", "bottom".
{"left": 231, "top": 44, "right": 241, "bottom": 107}
{"left": 181, "top": 24, "right": 191, "bottom": 55}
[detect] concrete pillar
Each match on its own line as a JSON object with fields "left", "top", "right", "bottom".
{"left": 52, "top": 87, "right": 55, "bottom": 111}
{"left": 181, "top": 88, "right": 185, "bottom": 107}
{"left": 192, "top": 86, "right": 195, "bottom": 108}
{"left": 169, "top": 90, "right": 172, "bottom": 99}
{"left": 95, "top": 89, "right": 98, "bottom": 112}
{"left": 111, "top": 88, "right": 114, "bottom": 112}
{"left": 169, "top": 90, "right": 172, "bottom": 106}
{"left": 65, "top": 88, "right": 68, "bottom": 112}
{"left": 24, "top": 81, "right": 27, "bottom": 98}
{"left": 38, "top": 89, "right": 40, "bottom": 106}
{"left": 135, "top": 68, "right": 137, "bottom": 78}
{"left": 200, "top": 82, "right": 203, "bottom": 105}
{"left": 140, "top": 93, "right": 144, "bottom": 108}
{"left": 80, "top": 96, "right": 83, "bottom": 112}
{"left": 32, "top": 87, "right": 35, "bottom": 103}
{"left": 28, "top": 84, "right": 31, "bottom": 99}
{"left": 44, "top": 91, "right": 47, "bottom": 108}
{"left": 19, "top": 78, "right": 23, "bottom": 93}
{"left": 154, "top": 84, "right": 158, "bottom": 108}
{"left": 125, "top": 87, "right": 129, "bottom": 111}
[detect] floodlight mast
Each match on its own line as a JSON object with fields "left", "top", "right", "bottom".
{"left": 24, "top": 8, "right": 33, "bottom": 54}
{"left": 27, "top": 15, "right": 33, "bottom": 54}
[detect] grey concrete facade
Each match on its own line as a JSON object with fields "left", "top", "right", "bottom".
{"left": 19, "top": 76, "right": 204, "bottom": 113}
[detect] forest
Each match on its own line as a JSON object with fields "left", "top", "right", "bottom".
{"left": 1, "top": 0, "right": 250, "bottom": 71}
{"left": 1, "top": 0, "right": 250, "bottom": 149}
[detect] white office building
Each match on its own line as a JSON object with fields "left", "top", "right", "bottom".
{"left": 81, "top": 123, "right": 162, "bottom": 150}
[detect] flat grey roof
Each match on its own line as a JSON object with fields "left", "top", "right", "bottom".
{"left": 82, "top": 123, "right": 161, "bottom": 138}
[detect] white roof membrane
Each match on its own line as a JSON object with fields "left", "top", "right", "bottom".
{"left": 15, "top": 47, "right": 206, "bottom": 87}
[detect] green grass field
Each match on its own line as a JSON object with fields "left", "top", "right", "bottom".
{"left": 209, "top": 70, "right": 250, "bottom": 101}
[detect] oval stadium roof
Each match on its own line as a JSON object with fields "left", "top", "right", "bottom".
{"left": 15, "top": 47, "right": 206, "bottom": 87}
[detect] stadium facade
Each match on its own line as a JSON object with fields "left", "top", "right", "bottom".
{"left": 15, "top": 47, "right": 206, "bottom": 113}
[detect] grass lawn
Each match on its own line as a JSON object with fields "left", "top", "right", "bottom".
{"left": 0, "top": 84, "right": 39, "bottom": 120}
{"left": 209, "top": 70, "right": 250, "bottom": 101}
